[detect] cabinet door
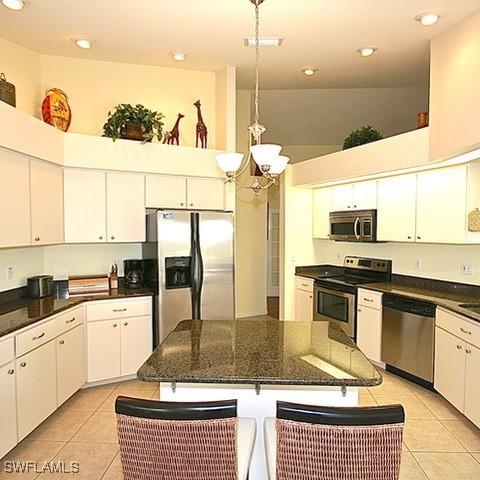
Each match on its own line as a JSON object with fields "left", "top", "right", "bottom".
{"left": 353, "top": 180, "right": 377, "bottom": 210}
{"left": 0, "top": 362, "right": 17, "bottom": 458}
{"left": 0, "top": 149, "right": 30, "bottom": 247}
{"left": 434, "top": 327, "right": 466, "bottom": 413}
{"left": 357, "top": 305, "right": 382, "bottom": 363}
{"left": 416, "top": 166, "right": 467, "bottom": 243}
{"left": 16, "top": 341, "right": 57, "bottom": 440}
{"left": 57, "top": 325, "right": 85, "bottom": 406}
{"left": 186, "top": 178, "right": 225, "bottom": 210}
{"left": 295, "top": 288, "right": 313, "bottom": 321}
{"left": 145, "top": 175, "right": 187, "bottom": 209}
{"left": 331, "top": 184, "right": 353, "bottom": 211}
{"left": 87, "top": 320, "right": 121, "bottom": 382}
{"left": 64, "top": 169, "right": 106, "bottom": 243}
{"left": 465, "top": 343, "right": 480, "bottom": 428}
{"left": 377, "top": 174, "right": 416, "bottom": 242}
{"left": 106, "top": 172, "right": 146, "bottom": 242}
{"left": 313, "top": 188, "right": 332, "bottom": 239}
{"left": 30, "top": 160, "right": 64, "bottom": 245}
{"left": 120, "top": 315, "right": 152, "bottom": 376}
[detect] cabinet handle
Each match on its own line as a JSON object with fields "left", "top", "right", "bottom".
{"left": 32, "top": 332, "right": 45, "bottom": 341}
{"left": 460, "top": 328, "right": 472, "bottom": 335}
{"left": 113, "top": 308, "right": 127, "bottom": 312}
{"left": 466, "top": 349, "right": 472, "bottom": 354}
{"left": 66, "top": 317, "right": 76, "bottom": 324}
{"left": 113, "top": 323, "right": 118, "bottom": 328}
{"left": 301, "top": 283, "right": 309, "bottom": 287}
{"left": 457, "top": 345, "right": 463, "bottom": 350}
{"left": 20, "top": 362, "right": 26, "bottom": 367}
{"left": 98, "top": 235, "right": 104, "bottom": 240}
{"left": 417, "top": 236, "right": 421, "bottom": 240}
{"left": 59, "top": 340, "right": 65, "bottom": 345}
{"left": 358, "top": 308, "right": 362, "bottom": 313}
{"left": 180, "top": 203, "right": 184, "bottom": 207}
{"left": 309, "top": 296, "right": 312, "bottom": 299}
{"left": 34, "top": 237, "right": 40, "bottom": 242}
{"left": 7, "top": 369, "right": 14, "bottom": 375}
{"left": 407, "top": 236, "right": 412, "bottom": 240}
{"left": 124, "top": 321, "right": 128, "bottom": 326}
{"left": 110, "top": 236, "right": 115, "bottom": 240}
{"left": 190, "top": 203, "right": 194, "bottom": 207}
{"left": 353, "top": 205, "right": 358, "bottom": 208}
{"left": 363, "top": 298, "right": 373, "bottom": 303}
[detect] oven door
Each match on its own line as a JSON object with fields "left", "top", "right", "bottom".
{"left": 313, "top": 285, "right": 355, "bottom": 337}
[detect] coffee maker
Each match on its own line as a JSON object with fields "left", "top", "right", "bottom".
{"left": 124, "top": 259, "right": 145, "bottom": 289}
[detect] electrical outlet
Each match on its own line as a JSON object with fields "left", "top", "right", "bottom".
{"left": 460, "top": 263, "right": 473, "bottom": 275}
{"left": 414, "top": 259, "right": 422, "bottom": 270}
{"left": 336, "top": 252, "right": 341, "bottom": 261}
{"left": 6, "top": 266, "right": 14, "bottom": 280}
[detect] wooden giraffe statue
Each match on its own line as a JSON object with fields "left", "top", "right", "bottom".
{"left": 163, "top": 113, "right": 184, "bottom": 145}
{"left": 194, "top": 100, "right": 208, "bottom": 148}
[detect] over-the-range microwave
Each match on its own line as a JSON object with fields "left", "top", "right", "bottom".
{"left": 329, "top": 209, "right": 377, "bottom": 242}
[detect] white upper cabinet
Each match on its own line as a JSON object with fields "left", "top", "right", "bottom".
{"left": 0, "top": 149, "right": 30, "bottom": 247}
{"left": 145, "top": 175, "right": 187, "bottom": 209}
{"left": 312, "top": 188, "right": 332, "bottom": 239}
{"left": 416, "top": 166, "right": 467, "bottom": 244}
{"left": 106, "top": 172, "right": 146, "bottom": 242}
{"left": 30, "top": 160, "right": 64, "bottom": 245}
{"left": 331, "top": 181, "right": 377, "bottom": 211}
{"left": 64, "top": 169, "right": 107, "bottom": 243}
{"left": 377, "top": 174, "right": 417, "bottom": 242}
{"left": 186, "top": 177, "right": 225, "bottom": 210}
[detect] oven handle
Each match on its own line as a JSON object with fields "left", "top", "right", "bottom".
{"left": 354, "top": 217, "right": 361, "bottom": 240}
{"left": 314, "top": 285, "right": 356, "bottom": 300}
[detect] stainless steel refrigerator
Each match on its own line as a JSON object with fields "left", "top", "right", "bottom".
{"left": 143, "top": 209, "right": 235, "bottom": 346}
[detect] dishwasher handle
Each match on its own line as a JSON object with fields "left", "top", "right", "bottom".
{"left": 382, "top": 294, "right": 436, "bottom": 317}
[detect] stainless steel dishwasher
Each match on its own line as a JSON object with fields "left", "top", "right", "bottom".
{"left": 381, "top": 294, "right": 436, "bottom": 385}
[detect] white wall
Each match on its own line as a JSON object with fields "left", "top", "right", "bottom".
{"left": 0, "top": 247, "right": 44, "bottom": 291}
{"left": 313, "top": 240, "right": 480, "bottom": 286}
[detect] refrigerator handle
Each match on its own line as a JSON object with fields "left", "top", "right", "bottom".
{"left": 190, "top": 212, "right": 204, "bottom": 319}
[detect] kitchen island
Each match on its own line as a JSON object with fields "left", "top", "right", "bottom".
{"left": 138, "top": 319, "right": 381, "bottom": 480}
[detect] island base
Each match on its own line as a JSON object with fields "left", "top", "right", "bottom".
{"left": 159, "top": 382, "right": 359, "bottom": 480}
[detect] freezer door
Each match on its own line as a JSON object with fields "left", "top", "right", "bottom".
{"left": 198, "top": 211, "right": 235, "bottom": 319}
{"left": 157, "top": 210, "right": 192, "bottom": 343}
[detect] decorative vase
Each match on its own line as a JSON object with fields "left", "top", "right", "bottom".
{"left": 41, "top": 88, "right": 72, "bottom": 132}
{"left": 119, "top": 122, "right": 152, "bottom": 142}
{"left": 417, "top": 112, "right": 429, "bottom": 129}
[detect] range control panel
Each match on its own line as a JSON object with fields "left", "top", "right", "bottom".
{"left": 343, "top": 256, "right": 392, "bottom": 273}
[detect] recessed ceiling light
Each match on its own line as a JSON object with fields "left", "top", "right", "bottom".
{"left": 415, "top": 13, "right": 440, "bottom": 26}
{"left": 2, "top": 0, "right": 24, "bottom": 11}
{"left": 172, "top": 52, "right": 186, "bottom": 61}
{"left": 74, "top": 38, "right": 94, "bottom": 49}
{"left": 303, "top": 68, "right": 317, "bottom": 76}
{"left": 244, "top": 37, "right": 283, "bottom": 47}
{"left": 358, "top": 47, "right": 377, "bottom": 57}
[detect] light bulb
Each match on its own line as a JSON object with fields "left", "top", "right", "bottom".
{"left": 358, "top": 47, "right": 377, "bottom": 57}
{"left": 75, "top": 39, "right": 94, "bottom": 49}
{"left": 415, "top": 13, "right": 440, "bottom": 26}
{"left": 2, "top": 0, "right": 24, "bottom": 11}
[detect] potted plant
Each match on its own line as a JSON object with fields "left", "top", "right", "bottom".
{"left": 103, "top": 104, "right": 165, "bottom": 143}
{"left": 343, "top": 125, "right": 383, "bottom": 150}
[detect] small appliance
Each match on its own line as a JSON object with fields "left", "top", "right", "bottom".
{"left": 124, "top": 259, "right": 145, "bottom": 289}
{"left": 329, "top": 209, "right": 377, "bottom": 242}
{"left": 27, "top": 275, "right": 54, "bottom": 299}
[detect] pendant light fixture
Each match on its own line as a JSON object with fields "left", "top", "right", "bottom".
{"left": 214, "top": 0, "right": 289, "bottom": 195}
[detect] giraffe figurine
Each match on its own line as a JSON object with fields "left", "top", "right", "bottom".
{"left": 194, "top": 100, "right": 208, "bottom": 148}
{"left": 163, "top": 113, "right": 184, "bottom": 145}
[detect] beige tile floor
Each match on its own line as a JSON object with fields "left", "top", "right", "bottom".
{"left": 1, "top": 371, "right": 479, "bottom": 480}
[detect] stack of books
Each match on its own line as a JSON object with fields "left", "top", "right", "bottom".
{"left": 68, "top": 275, "right": 110, "bottom": 296}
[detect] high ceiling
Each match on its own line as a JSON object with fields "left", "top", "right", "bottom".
{"left": 0, "top": 0, "right": 479, "bottom": 89}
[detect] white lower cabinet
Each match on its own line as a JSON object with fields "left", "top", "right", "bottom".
{"left": 0, "top": 361, "right": 17, "bottom": 458}
{"left": 464, "top": 344, "right": 480, "bottom": 427}
{"left": 57, "top": 324, "right": 85, "bottom": 406}
{"left": 295, "top": 277, "right": 314, "bottom": 321}
{"left": 87, "top": 320, "right": 121, "bottom": 382}
{"left": 120, "top": 316, "right": 152, "bottom": 376}
{"left": 357, "top": 306, "right": 382, "bottom": 363}
{"left": 16, "top": 340, "right": 57, "bottom": 440}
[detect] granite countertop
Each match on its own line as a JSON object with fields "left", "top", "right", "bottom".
{"left": 138, "top": 319, "right": 382, "bottom": 387}
{"left": 0, "top": 287, "right": 153, "bottom": 338}
{"left": 295, "top": 266, "right": 480, "bottom": 324}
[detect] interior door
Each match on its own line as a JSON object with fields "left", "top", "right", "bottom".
{"left": 198, "top": 211, "right": 235, "bottom": 319}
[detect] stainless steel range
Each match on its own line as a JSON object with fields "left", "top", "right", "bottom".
{"left": 313, "top": 256, "right": 392, "bottom": 338}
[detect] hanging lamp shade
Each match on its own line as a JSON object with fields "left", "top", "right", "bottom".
{"left": 214, "top": 152, "right": 244, "bottom": 173}
{"left": 269, "top": 155, "right": 290, "bottom": 175}
{"left": 250, "top": 144, "right": 282, "bottom": 168}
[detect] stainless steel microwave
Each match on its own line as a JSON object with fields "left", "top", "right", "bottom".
{"left": 329, "top": 210, "right": 377, "bottom": 242}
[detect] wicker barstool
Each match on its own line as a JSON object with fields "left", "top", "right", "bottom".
{"left": 115, "top": 396, "right": 256, "bottom": 480}
{"left": 264, "top": 401, "right": 405, "bottom": 480}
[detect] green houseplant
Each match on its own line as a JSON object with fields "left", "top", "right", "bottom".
{"left": 103, "top": 104, "right": 165, "bottom": 143}
{"left": 343, "top": 125, "right": 383, "bottom": 150}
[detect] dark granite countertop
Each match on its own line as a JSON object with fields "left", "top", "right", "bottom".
{"left": 0, "top": 287, "right": 153, "bottom": 338}
{"left": 295, "top": 266, "right": 480, "bottom": 324}
{"left": 138, "top": 319, "right": 382, "bottom": 387}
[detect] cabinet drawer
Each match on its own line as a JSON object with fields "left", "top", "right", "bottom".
{"left": 51, "top": 306, "right": 85, "bottom": 335}
{"left": 16, "top": 318, "right": 59, "bottom": 357}
{"left": 437, "top": 308, "right": 480, "bottom": 347}
{"left": 0, "top": 337, "right": 14, "bottom": 367}
{"left": 358, "top": 289, "right": 382, "bottom": 309}
{"left": 295, "top": 277, "right": 314, "bottom": 292}
{"left": 87, "top": 297, "right": 152, "bottom": 322}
